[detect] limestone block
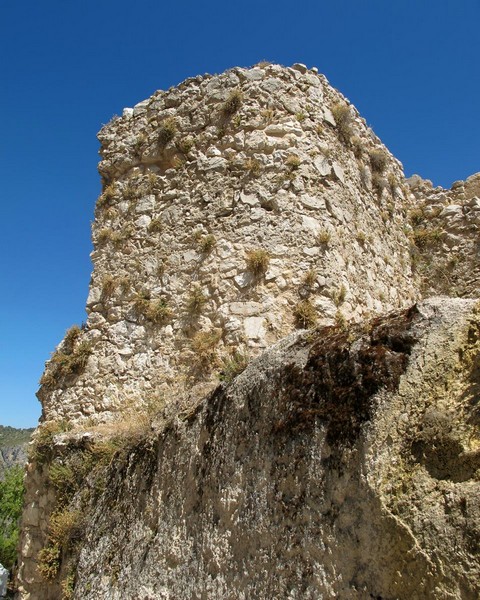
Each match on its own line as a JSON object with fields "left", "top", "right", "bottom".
{"left": 332, "top": 162, "right": 346, "bottom": 184}
{"left": 265, "top": 122, "right": 302, "bottom": 137}
{"left": 260, "top": 78, "right": 285, "bottom": 94}
{"left": 300, "top": 194, "right": 326, "bottom": 210}
{"left": 302, "top": 215, "right": 321, "bottom": 233}
{"left": 239, "top": 67, "right": 264, "bottom": 82}
{"left": 244, "top": 316, "right": 266, "bottom": 340}
{"left": 135, "top": 215, "right": 151, "bottom": 229}
{"left": 197, "top": 156, "right": 227, "bottom": 172}
{"left": 135, "top": 195, "right": 156, "bottom": 214}
{"left": 229, "top": 302, "right": 263, "bottom": 317}
{"left": 314, "top": 155, "right": 331, "bottom": 176}
{"left": 323, "top": 106, "right": 336, "bottom": 126}
{"left": 234, "top": 272, "right": 256, "bottom": 289}
{"left": 291, "top": 63, "right": 308, "bottom": 74}
{"left": 22, "top": 503, "right": 39, "bottom": 527}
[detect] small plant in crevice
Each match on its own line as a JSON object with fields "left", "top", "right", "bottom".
{"left": 148, "top": 217, "right": 163, "bottom": 234}
{"left": 39, "top": 327, "right": 93, "bottom": 390}
{"left": 261, "top": 107, "right": 276, "bottom": 124}
{"left": 96, "top": 183, "right": 117, "bottom": 210}
{"left": 157, "top": 117, "right": 177, "bottom": 147}
{"left": 333, "top": 284, "right": 347, "bottom": 307}
{"left": 296, "top": 111, "right": 307, "bottom": 122}
{"left": 61, "top": 568, "right": 76, "bottom": 600}
{"left": 38, "top": 543, "right": 61, "bottom": 581}
{"left": 293, "top": 299, "right": 317, "bottom": 329}
{"left": 369, "top": 148, "right": 388, "bottom": 173}
{"left": 101, "top": 274, "right": 116, "bottom": 299}
{"left": 302, "top": 268, "right": 317, "bottom": 289}
{"left": 191, "top": 329, "right": 222, "bottom": 370}
{"left": 356, "top": 231, "right": 366, "bottom": 245}
{"left": 243, "top": 157, "right": 261, "bottom": 177}
{"left": 186, "top": 286, "right": 208, "bottom": 316}
{"left": 372, "top": 173, "right": 388, "bottom": 195}
{"left": 134, "top": 293, "right": 172, "bottom": 324}
{"left": 350, "top": 136, "right": 363, "bottom": 159}
{"left": 198, "top": 234, "right": 216, "bottom": 254}
{"left": 245, "top": 249, "right": 270, "bottom": 277}
{"left": 221, "top": 89, "right": 243, "bottom": 118}
{"left": 387, "top": 172, "right": 398, "bottom": 197}
{"left": 219, "top": 350, "right": 249, "bottom": 383}
{"left": 331, "top": 102, "right": 353, "bottom": 143}
{"left": 412, "top": 227, "right": 443, "bottom": 250}
{"left": 146, "top": 172, "right": 158, "bottom": 193}
{"left": 334, "top": 310, "right": 347, "bottom": 329}
{"left": 133, "top": 132, "right": 146, "bottom": 157}
{"left": 317, "top": 229, "right": 332, "bottom": 246}
{"left": 285, "top": 153, "right": 301, "bottom": 170}
{"left": 97, "top": 228, "right": 118, "bottom": 246}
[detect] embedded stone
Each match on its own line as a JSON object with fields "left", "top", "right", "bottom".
{"left": 300, "top": 194, "right": 326, "bottom": 210}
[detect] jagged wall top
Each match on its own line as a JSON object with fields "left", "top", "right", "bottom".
{"left": 40, "top": 63, "right": 419, "bottom": 424}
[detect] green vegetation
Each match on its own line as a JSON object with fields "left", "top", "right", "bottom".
{"left": 219, "top": 351, "right": 249, "bottom": 383}
{"left": 0, "top": 426, "right": 34, "bottom": 450}
{"left": 0, "top": 465, "right": 25, "bottom": 571}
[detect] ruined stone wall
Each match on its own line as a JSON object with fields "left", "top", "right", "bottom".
{"left": 406, "top": 172, "right": 480, "bottom": 297}
{"left": 18, "top": 64, "right": 480, "bottom": 599}
{"left": 39, "top": 63, "right": 419, "bottom": 426}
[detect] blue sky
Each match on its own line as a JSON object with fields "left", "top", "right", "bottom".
{"left": 1, "top": 0, "right": 479, "bottom": 428}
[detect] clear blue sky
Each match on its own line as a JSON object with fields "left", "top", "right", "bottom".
{"left": 1, "top": 0, "right": 478, "bottom": 428}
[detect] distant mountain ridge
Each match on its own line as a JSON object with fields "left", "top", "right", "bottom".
{"left": 0, "top": 426, "right": 34, "bottom": 477}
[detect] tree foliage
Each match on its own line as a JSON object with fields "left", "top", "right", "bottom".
{"left": 0, "top": 465, "right": 25, "bottom": 571}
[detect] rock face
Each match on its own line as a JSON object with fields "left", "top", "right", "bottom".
{"left": 19, "top": 299, "right": 480, "bottom": 599}
{"left": 16, "top": 64, "right": 480, "bottom": 599}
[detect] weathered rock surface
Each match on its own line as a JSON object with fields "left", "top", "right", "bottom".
{"left": 37, "top": 62, "right": 419, "bottom": 426}
{"left": 16, "top": 64, "right": 480, "bottom": 599}
{"left": 19, "top": 298, "right": 480, "bottom": 599}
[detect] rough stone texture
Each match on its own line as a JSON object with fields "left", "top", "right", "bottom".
{"left": 16, "top": 64, "right": 480, "bottom": 599}
{"left": 19, "top": 298, "right": 480, "bottom": 599}
{"left": 38, "top": 62, "right": 419, "bottom": 426}
{"left": 406, "top": 172, "right": 480, "bottom": 297}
